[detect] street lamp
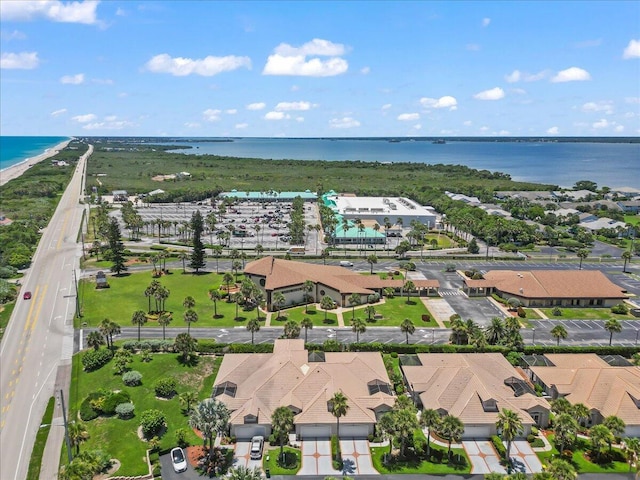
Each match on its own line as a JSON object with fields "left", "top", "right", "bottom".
{"left": 532, "top": 328, "right": 536, "bottom": 346}
{"left": 431, "top": 328, "right": 435, "bottom": 344}
{"left": 636, "top": 329, "right": 639, "bottom": 347}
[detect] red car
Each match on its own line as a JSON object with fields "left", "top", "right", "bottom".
{"left": 23, "top": 291, "right": 32, "bottom": 300}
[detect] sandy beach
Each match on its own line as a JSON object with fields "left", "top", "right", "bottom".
{"left": 0, "top": 139, "right": 72, "bottom": 187}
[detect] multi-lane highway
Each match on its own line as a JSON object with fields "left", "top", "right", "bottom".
{"left": 0, "top": 145, "right": 91, "bottom": 480}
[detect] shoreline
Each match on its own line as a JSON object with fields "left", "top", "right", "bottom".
{"left": 0, "top": 139, "right": 72, "bottom": 187}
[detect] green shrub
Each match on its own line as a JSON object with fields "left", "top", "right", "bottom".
{"left": 174, "top": 428, "right": 189, "bottom": 448}
{"left": 531, "top": 426, "right": 539, "bottom": 436}
{"left": 154, "top": 378, "right": 176, "bottom": 398}
{"left": 611, "top": 303, "right": 629, "bottom": 314}
{"left": 517, "top": 306, "right": 526, "bottom": 318}
{"left": 491, "top": 293, "right": 507, "bottom": 305}
{"left": 552, "top": 307, "right": 562, "bottom": 316}
{"left": 115, "top": 402, "right": 135, "bottom": 419}
{"left": 122, "top": 341, "right": 138, "bottom": 351}
{"left": 491, "top": 435, "right": 506, "bottom": 458}
{"left": 79, "top": 392, "right": 103, "bottom": 421}
{"left": 102, "top": 390, "right": 131, "bottom": 415}
{"left": 140, "top": 409, "right": 166, "bottom": 439}
{"left": 81, "top": 348, "right": 113, "bottom": 372}
{"left": 123, "top": 370, "right": 142, "bottom": 386}
{"left": 527, "top": 434, "right": 536, "bottom": 443}
{"left": 390, "top": 352, "right": 398, "bottom": 358}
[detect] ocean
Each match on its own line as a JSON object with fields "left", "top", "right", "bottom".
{"left": 163, "top": 138, "right": 640, "bottom": 189}
{"left": 0, "top": 136, "right": 70, "bottom": 171}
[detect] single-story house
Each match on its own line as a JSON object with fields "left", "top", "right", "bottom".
{"left": 462, "top": 270, "right": 627, "bottom": 307}
{"left": 578, "top": 217, "right": 626, "bottom": 232}
{"left": 112, "top": 190, "right": 128, "bottom": 202}
{"left": 212, "top": 339, "right": 395, "bottom": 440}
{"left": 401, "top": 353, "right": 550, "bottom": 438}
{"left": 244, "top": 256, "right": 439, "bottom": 310}
{"left": 617, "top": 201, "right": 640, "bottom": 214}
{"left": 527, "top": 354, "right": 640, "bottom": 437}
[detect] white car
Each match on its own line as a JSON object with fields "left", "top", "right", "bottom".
{"left": 250, "top": 436, "right": 264, "bottom": 459}
{"left": 171, "top": 447, "right": 188, "bottom": 473}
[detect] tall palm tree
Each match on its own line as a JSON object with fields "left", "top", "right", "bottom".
{"left": 603, "top": 415, "right": 626, "bottom": 452}
{"left": 622, "top": 250, "right": 632, "bottom": 273}
{"left": 590, "top": 424, "right": 614, "bottom": 462}
{"left": 572, "top": 403, "right": 590, "bottom": 427}
{"left": 301, "top": 317, "right": 313, "bottom": 343}
{"left": 394, "top": 408, "right": 419, "bottom": 457}
{"left": 228, "top": 467, "right": 263, "bottom": 480}
{"left": 604, "top": 318, "right": 622, "bottom": 346}
{"left": 232, "top": 259, "right": 243, "bottom": 282}
{"left": 68, "top": 422, "right": 90, "bottom": 456}
{"left": 232, "top": 292, "right": 242, "bottom": 319}
{"left": 320, "top": 295, "right": 334, "bottom": 322}
{"left": 272, "top": 291, "right": 286, "bottom": 319}
{"left": 179, "top": 251, "right": 188, "bottom": 273}
{"left": 284, "top": 320, "right": 300, "bottom": 339}
{"left": 223, "top": 272, "right": 234, "bottom": 296}
{"left": 547, "top": 458, "right": 577, "bottom": 480}
{"left": 420, "top": 409, "right": 441, "bottom": 457}
{"left": 271, "top": 406, "right": 294, "bottom": 463}
{"left": 183, "top": 309, "right": 198, "bottom": 334}
{"left": 348, "top": 293, "right": 361, "bottom": 320}
{"left": 577, "top": 248, "right": 589, "bottom": 270}
{"left": 174, "top": 332, "right": 197, "bottom": 362}
{"left": 400, "top": 318, "right": 415, "bottom": 344}
{"left": 183, "top": 295, "right": 196, "bottom": 310}
{"left": 351, "top": 317, "right": 366, "bottom": 342}
{"left": 209, "top": 288, "right": 222, "bottom": 318}
{"left": 554, "top": 413, "right": 579, "bottom": 453}
{"left": 212, "top": 245, "right": 223, "bottom": 273}
{"left": 438, "top": 415, "right": 464, "bottom": 459}
{"left": 86, "top": 331, "right": 105, "bottom": 351}
{"left": 378, "top": 412, "right": 396, "bottom": 457}
{"left": 402, "top": 280, "right": 415, "bottom": 303}
{"left": 329, "top": 391, "right": 349, "bottom": 445}
{"left": 622, "top": 437, "right": 640, "bottom": 473}
{"left": 131, "top": 310, "right": 147, "bottom": 342}
{"left": 496, "top": 409, "right": 523, "bottom": 467}
{"left": 551, "top": 324, "right": 568, "bottom": 346}
{"left": 157, "top": 312, "right": 172, "bottom": 340}
{"left": 364, "top": 305, "right": 376, "bottom": 322}
{"left": 179, "top": 391, "right": 198, "bottom": 413}
{"left": 189, "top": 398, "right": 230, "bottom": 462}
{"left": 367, "top": 254, "right": 378, "bottom": 274}
{"left": 246, "top": 318, "right": 260, "bottom": 344}
{"left": 484, "top": 317, "right": 505, "bottom": 345}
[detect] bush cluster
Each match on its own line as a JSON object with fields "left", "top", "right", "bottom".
{"left": 491, "top": 435, "right": 506, "bottom": 458}
{"left": 102, "top": 391, "right": 131, "bottom": 415}
{"left": 140, "top": 409, "right": 166, "bottom": 439}
{"left": 552, "top": 307, "right": 562, "bottom": 316}
{"left": 115, "top": 402, "right": 135, "bottom": 419}
{"left": 122, "top": 370, "right": 143, "bottom": 386}
{"left": 611, "top": 303, "right": 628, "bottom": 314}
{"left": 80, "top": 389, "right": 131, "bottom": 420}
{"left": 81, "top": 348, "right": 114, "bottom": 372}
{"left": 154, "top": 378, "right": 176, "bottom": 398}
{"left": 122, "top": 340, "right": 172, "bottom": 352}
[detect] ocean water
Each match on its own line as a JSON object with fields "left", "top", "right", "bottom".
{"left": 164, "top": 138, "right": 640, "bottom": 189}
{"left": 0, "top": 136, "right": 70, "bottom": 171}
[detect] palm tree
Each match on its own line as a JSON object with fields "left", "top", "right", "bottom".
{"left": 99, "top": 318, "right": 119, "bottom": 349}
{"left": 68, "top": 422, "right": 90, "bottom": 456}
{"left": 183, "top": 309, "right": 198, "bottom": 334}
{"left": 589, "top": 424, "right": 614, "bottom": 462}
{"left": 547, "top": 458, "right": 577, "bottom": 480}
{"left": 284, "top": 320, "right": 300, "bottom": 339}
{"left": 183, "top": 295, "right": 196, "bottom": 310}
{"left": 420, "top": 409, "right": 441, "bottom": 457}
{"left": 496, "top": 409, "right": 523, "bottom": 468}
{"left": 232, "top": 259, "right": 243, "bottom": 282}
{"left": 329, "top": 391, "right": 349, "bottom": 445}
{"left": 622, "top": 437, "right": 640, "bottom": 472}
{"left": 378, "top": 412, "right": 396, "bottom": 457}
{"left": 320, "top": 295, "right": 335, "bottom": 322}
{"left": 402, "top": 280, "right": 415, "bottom": 303}
{"left": 179, "top": 251, "right": 188, "bottom": 273}
{"left": 437, "top": 415, "right": 464, "bottom": 459}
{"left": 348, "top": 293, "right": 361, "bottom": 320}
{"left": 351, "top": 317, "right": 366, "bottom": 342}
{"left": 367, "top": 254, "right": 378, "bottom": 274}
{"left": 364, "top": 305, "right": 376, "bottom": 322}
{"left": 131, "top": 310, "right": 147, "bottom": 342}
{"left": 301, "top": 317, "right": 313, "bottom": 343}
{"left": 484, "top": 317, "right": 505, "bottom": 345}
{"left": 232, "top": 292, "right": 242, "bottom": 319}
{"left": 302, "top": 280, "right": 314, "bottom": 312}
{"left": 400, "top": 318, "right": 415, "bottom": 344}
{"left": 212, "top": 245, "right": 223, "bottom": 273}
{"left": 272, "top": 291, "right": 286, "bottom": 319}
{"left": 622, "top": 250, "right": 632, "bottom": 273}
{"left": 604, "top": 318, "right": 622, "bottom": 346}
{"left": 246, "top": 318, "right": 260, "bottom": 344}
{"left": 603, "top": 415, "right": 626, "bottom": 452}
{"left": 174, "top": 332, "right": 197, "bottom": 362}
{"left": 223, "top": 272, "right": 234, "bottom": 296}
{"left": 209, "top": 288, "right": 222, "bottom": 318}
{"left": 554, "top": 413, "right": 579, "bottom": 453}
{"left": 189, "top": 398, "right": 230, "bottom": 462}
{"left": 158, "top": 312, "right": 172, "bottom": 340}
{"left": 551, "top": 324, "right": 568, "bottom": 346}
{"left": 394, "top": 408, "right": 419, "bottom": 457}
{"left": 179, "top": 391, "right": 198, "bottom": 413}
{"left": 271, "top": 406, "right": 294, "bottom": 463}
{"left": 577, "top": 248, "right": 589, "bottom": 270}
{"left": 86, "top": 331, "right": 105, "bottom": 351}
{"left": 572, "top": 403, "right": 590, "bottom": 427}
{"left": 228, "top": 466, "right": 263, "bottom": 480}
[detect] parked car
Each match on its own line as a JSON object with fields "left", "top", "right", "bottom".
{"left": 250, "top": 436, "right": 264, "bottom": 460}
{"left": 170, "top": 447, "right": 187, "bottom": 473}
{"left": 23, "top": 291, "right": 32, "bottom": 300}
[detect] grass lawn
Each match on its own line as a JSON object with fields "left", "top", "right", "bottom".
{"left": 523, "top": 308, "right": 543, "bottom": 320}
{"left": 424, "top": 234, "right": 456, "bottom": 249}
{"left": 78, "top": 270, "right": 258, "bottom": 328}
{"left": 0, "top": 301, "right": 16, "bottom": 342}
{"left": 263, "top": 446, "right": 301, "bottom": 475}
{"left": 272, "top": 306, "right": 338, "bottom": 326}
{"left": 624, "top": 215, "right": 639, "bottom": 226}
{"left": 539, "top": 307, "right": 636, "bottom": 320}
{"left": 67, "top": 350, "right": 222, "bottom": 476}
{"left": 366, "top": 297, "right": 438, "bottom": 327}
{"left": 27, "top": 396, "right": 55, "bottom": 480}
{"left": 537, "top": 434, "right": 629, "bottom": 473}
{"left": 371, "top": 439, "right": 470, "bottom": 474}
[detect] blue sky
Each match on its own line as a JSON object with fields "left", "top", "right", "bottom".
{"left": 1, "top": 0, "right": 639, "bottom": 137}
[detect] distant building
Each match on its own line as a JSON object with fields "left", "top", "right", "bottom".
{"left": 617, "top": 201, "right": 640, "bottom": 213}
{"left": 112, "top": 190, "right": 128, "bottom": 202}
{"left": 578, "top": 217, "right": 626, "bottom": 232}
{"left": 220, "top": 190, "right": 317, "bottom": 203}
{"left": 445, "top": 191, "right": 481, "bottom": 205}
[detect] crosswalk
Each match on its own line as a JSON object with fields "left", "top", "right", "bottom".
{"left": 439, "top": 289, "right": 465, "bottom": 297}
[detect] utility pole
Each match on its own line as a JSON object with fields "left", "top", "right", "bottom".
{"left": 73, "top": 269, "right": 81, "bottom": 318}
{"left": 60, "top": 389, "right": 73, "bottom": 463}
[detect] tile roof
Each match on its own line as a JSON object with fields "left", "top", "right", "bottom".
{"left": 214, "top": 339, "right": 395, "bottom": 427}
{"left": 481, "top": 270, "right": 627, "bottom": 299}
{"left": 529, "top": 354, "right": 640, "bottom": 427}
{"left": 402, "top": 353, "right": 549, "bottom": 426}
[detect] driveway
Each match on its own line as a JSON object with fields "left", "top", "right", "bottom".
{"left": 299, "top": 439, "right": 375, "bottom": 475}
{"left": 234, "top": 441, "right": 264, "bottom": 470}
{"left": 160, "top": 451, "right": 200, "bottom": 480}
{"left": 509, "top": 440, "right": 543, "bottom": 473}
{"left": 462, "top": 440, "right": 506, "bottom": 475}
{"left": 339, "top": 439, "right": 377, "bottom": 475}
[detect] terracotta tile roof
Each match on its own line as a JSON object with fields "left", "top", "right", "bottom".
{"left": 244, "top": 256, "right": 439, "bottom": 294}
{"left": 402, "top": 353, "right": 549, "bottom": 426}
{"left": 214, "top": 339, "right": 395, "bottom": 427}
{"left": 530, "top": 354, "right": 640, "bottom": 427}
{"left": 482, "top": 270, "right": 627, "bottom": 299}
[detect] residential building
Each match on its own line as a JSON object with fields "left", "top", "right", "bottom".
{"left": 220, "top": 190, "right": 318, "bottom": 203}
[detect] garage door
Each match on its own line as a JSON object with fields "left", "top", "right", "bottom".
{"left": 463, "top": 425, "right": 493, "bottom": 439}
{"left": 299, "top": 425, "right": 331, "bottom": 439}
{"left": 234, "top": 425, "right": 267, "bottom": 440}
{"left": 339, "top": 425, "right": 370, "bottom": 439}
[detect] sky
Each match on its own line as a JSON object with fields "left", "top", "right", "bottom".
{"left": 0, "top": 0, "right": 639, "bottom": 138}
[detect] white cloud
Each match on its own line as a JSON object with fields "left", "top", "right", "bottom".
{"left": 623, "top": 39, "right": 640, "bottom": 59}
{"left": 263, "top": 38, "right": 349, "bottom": 77}
{"left": 203, "top": 109, "right": 221, "bottom": 121}
{"left": 463, "top": 120, "right": 472, "bottom": 126}
{"left": 72, "top": 113, "right": 97, "bottom": 123}
{"left": 82, "top": 119, "right": 135, "bottom": 130}
{"left": 91, "top": 78, "right": 113, "bottom": 85}
{"left": 1, "top": 30, "right": 27, "bottom": 41}
{"left": 504, "top": 69, "right": 547, "bottom": 83}
{"left": 397, "top": 113, "right": 420, "bottom": 121}
{"left": 115, "top": 7, "right": 126, "bottom": 16}
{"left": 551, "top": 67, "right": 591, "bottom": 83}
{"left": 0, "top": 51, "right": 39, "bottom": 69}
{"left": 145, "top": 53, "right": 251, "bottom": 77}
{"left": 246, "top": 102, "right": 266, "bottom": 110}
{"left": 498, "top": 130, "right": 510, "bottom": 136}
{"left": 264, "top": 111, "right": 290, "bottom": 120}
{"left": 381, "top": 104, "right": 392, "bottom": 110}
{"left": 482, "top": 17, "right": 491, "bottom": 27}
{"left": 360, "top": 66, "right": 370, "bottom": 75}
{"left": 104, "top": 115, "right": 117, "bottom": 122}
{"left": 290, "top": 85, "right": 300, "bottom": 92}
{"left": 625, "top": 97, "right": 640, "bottom": 104}
{"left": 581, "top": 101, "right": 613, "bottom": 114}
{"left": 547, "top": 126, "right": 559, "bottom": 135}
{"left": 505, "top": 70, "right": 521, "bottom": 83}
{"left": 184, "top": 122, "right": 200, "bottom": 128}
{"left": 225, "top": 109, "right": 237, "bottom": 114}
{"left": 420, "top": 95, "right": 458, "bottom": 110}
{"left": 624, "top": 111, "right": 637, "bottom": 118}
{"left": 0, "top": 0, "right": 100, "bottom": 24}
{"left": 412, "top": 124, "right": 422, "bottom": 130}
{"left": 235, "top": 123, "right": 249, "bottom": 129}
{"left": 592, "top": 118, "right": 609, "bottom": 129}
{"left": 473, "top": 87, "right": 505, "bottom": 100}
{"left": 511, "top": 88, "right": 527, "bottom": 95}
{"left": 296, "top": 116, "right": 304, "bottom": 122}
{"left": 50, "top": 108, "right": 67, "bottom": 117}
{"left": 275, "top": 101, "right": 313, "bottom": 111}
{"left": 615, "top": 125, "right": 625, "bottom": 132}
{"left": 329, "top": 117, "right": 360, "bottom": 129}
{"left": 60, "top": 73, "right": 84, "bottom": 84}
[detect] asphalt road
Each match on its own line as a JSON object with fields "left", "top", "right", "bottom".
{"left": 0, "top": 146, "right": 90, "bottom": 480}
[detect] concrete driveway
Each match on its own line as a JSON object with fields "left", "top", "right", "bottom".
{"left": 299, "top": 439, "right": 338, "bottom": 475}
{"left": 462, "top": 440, "right": 507, "bottom": 475}
{"left": 234, "top": 441, "right": 264, "bottom": 471}
{"left": 160, "top": 451, "right": 200, "bottom": 480}
{"left": 339, "top": 439, "right": 377, "bottom": 475}
{"left": 509, "top": 440, "right": 543, "bottom": 473}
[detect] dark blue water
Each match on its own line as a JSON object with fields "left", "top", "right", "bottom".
{"left": 165, "top": 138, "right": 640, "bottom": 189}
{"left": 0, "top": 136, "right": 70, "bottom": 171}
